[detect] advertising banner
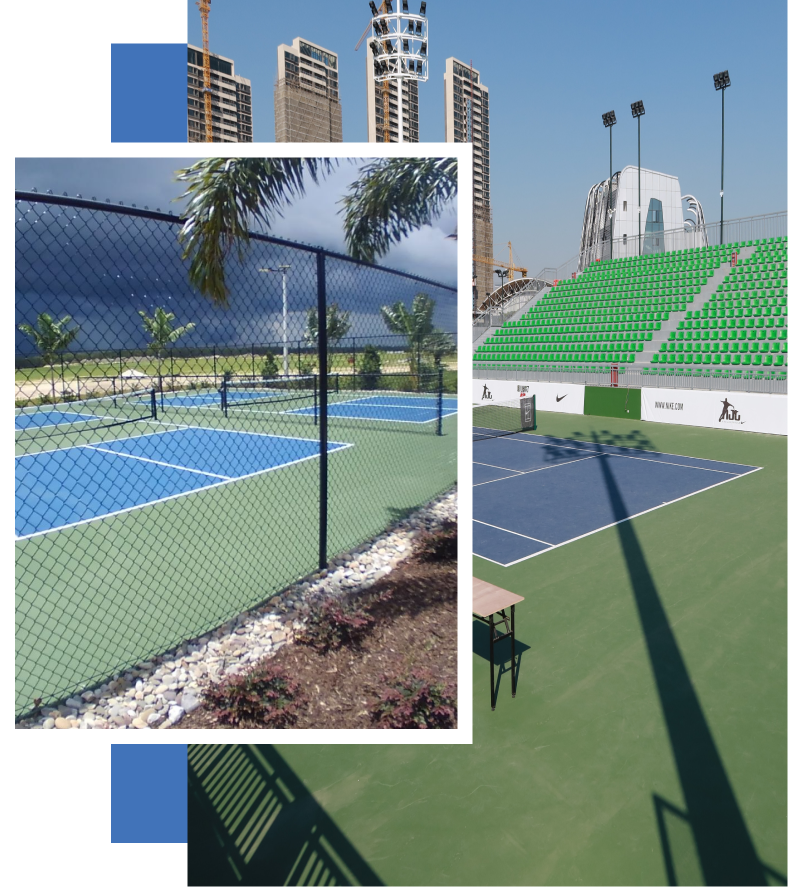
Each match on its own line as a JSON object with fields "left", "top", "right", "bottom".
{"left": 641, "top": 388, "right": 787, "bottom": 436}
{"left": 473, "top": 378, "right": 585, "bottom": 414}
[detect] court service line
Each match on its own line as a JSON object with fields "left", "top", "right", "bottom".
{"left": 85, "top": 445, "right": 233, "bottom": 480}
{"left": 472, "top": 453, "right": 602, "bottom": 487}
{"left": 473, "top": 518, "right": 552, "bottom": 547}
{"left": 473, "top": 466, "right": 764, "bottom": 568}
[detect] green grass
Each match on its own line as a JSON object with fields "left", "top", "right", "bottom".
{"left": 15, "top": 397, "right": 455, "bottom": 716}
{"left": 269, "top": 413, "right": 785, "bottom": 886}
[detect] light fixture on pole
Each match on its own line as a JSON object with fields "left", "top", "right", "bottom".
{"left": 259, "top": 264, "right": 292, "bottom": 376}
{"left": 713, "top": 70, "right": 731, "bottom": 245}
{"left": 494, "top": 268, "right": 508, "bottom": 290}
{"left": 602, "top": 111, "right": 617, "bottom": 256}
{"left": 367, "top": 0, "right": 428, "bottom": 142}
{"left": 630, "top": 100, "right": 645, "bottom": 256}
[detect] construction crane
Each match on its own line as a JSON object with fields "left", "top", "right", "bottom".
{"left": 473, "top": 242, "right": 528, "bottom": 282}
{"left": 355, "top": 1, "right": 391, "bottom": 142}
{"left": 196, "top": 0, "right": 213, "bottom": 143}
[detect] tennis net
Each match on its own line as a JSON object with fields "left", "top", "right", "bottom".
{"left": 14, "top": 389, "right": 157, "bottom": 441}
{"left": 473, "top": 396, "right": 535, "bottom": 441}
{"left": 221, "top": 374, "right": 320, "bottom": 418}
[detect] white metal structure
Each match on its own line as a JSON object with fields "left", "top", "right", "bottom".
{"left": 260, "top": 265, "right": 291, "bottom": 375}
{"left": 368, "top": 0, "right": 428, "bottom": 143}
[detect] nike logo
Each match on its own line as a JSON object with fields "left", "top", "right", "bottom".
{"left": 556, "top": 394, "right": 567, "bottom": 402}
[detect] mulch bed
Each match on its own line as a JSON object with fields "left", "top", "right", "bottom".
{"left": 171, "top": 552, "right": 456, "bottom": 730}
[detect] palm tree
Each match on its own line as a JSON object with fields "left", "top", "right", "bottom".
{"left": 138, "top": 307, "right": 196, "bottom": 393}
{"left": 303, "top": 303, "right": 352, "bottom": 373}
{"left": 380, "top": 292, "right": 436, "bottom": 376}
{"left": 175, "top": 157, "right": 457, "bottom": 305}
{"left": 18, "top": 312, "right": 80, "bottom": 401}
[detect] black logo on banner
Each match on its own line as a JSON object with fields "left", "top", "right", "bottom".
{"left": 517, "top": 385, "right": 530, "bottom": 394}
{"left": 556, "top": 394, "right": 568, "bottom": 402}
{"left": 481, "top": 384, "right": 492, "bottom": 400}
{"left": 719, "top": 398, "right": 743, "bottom": 424}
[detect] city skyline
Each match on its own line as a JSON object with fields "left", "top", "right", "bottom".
{"left": 187, "top": 0, "right": 787, "bottom": 277}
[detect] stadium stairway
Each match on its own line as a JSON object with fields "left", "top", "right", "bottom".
{"left": 633, "top": 244, "right": 758, "bottom": 366}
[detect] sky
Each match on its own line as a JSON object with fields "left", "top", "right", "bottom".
{"left": 14, "top": 157, "right": 458, "bottom": 285}
{"left": 186, "top": 0, "right": 787, "bottom": 274}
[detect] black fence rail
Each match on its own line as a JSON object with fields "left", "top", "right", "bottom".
{"left": 14, "top": 192, "right": 457, "bottom": 718}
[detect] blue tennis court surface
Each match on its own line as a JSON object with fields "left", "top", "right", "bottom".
{"left": 473, "top": 430, "right": 759, "bottom": 567}
{"left": 16, "top": 427, "right": 351, "bottom": 539}
{"left": 290, "top": 394, "right": 458, "bottom": 424}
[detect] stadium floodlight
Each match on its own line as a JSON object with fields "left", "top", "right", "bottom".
{"left": 385, "top": 38, "right": 393, "bottom": 53}
{"left": 602, "top": 111, "right": 616, "bottom": 243}
{"left": 384, "top": 0, "right": 392, "bottom": 11}
{"left": 402, "top": 0, "right": 408, "bottom": 10}
{"left": 420, "top": 1, "right": 427, "bottom": 13}
{"left": 713, "top": 70, "right": 731, "bottom": 243}
{"left": 373, "top": 19, "right": 382, "bottom": 35}
{"left": 407, "top": 18, "right": 414, "bottom": 32}
{"left": 416, "top": 60, "right": 423, "bottom": 74}
{"left": 415, "top": 19, "right": 422, "bottom": 34}
{"left": 370, "top": 40, "right": 380, "bottom": 55}
{"left": 369, "top": 0, "right": 378, "bottom": 15}
{"left": 403, "top": 38, "right": 409, "bottom": 51}
{"left": 259, "top": 265, "right": 292, "bottom": 375}
{"left": 631, "top": 101, "right": 645, "bottom": 255}
{"left": 420, "top": 40, "right": 427, "bottom": 55}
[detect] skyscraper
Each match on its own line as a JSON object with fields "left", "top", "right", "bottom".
{"left": 365, "top": 39, "right": 420, "bottom": 142}
{"left": 187, "top": 45, "right": 253, "bottom": 143}
{"left": 274, "top": 38, "right": 342, "bottom": 142}
{"left": 444, "top": 58, "right": 491, "bottom": 303}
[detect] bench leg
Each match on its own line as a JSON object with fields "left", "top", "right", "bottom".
{"left": 489, "top": 613, "right": 495, "bottom": 710}
{"left": 511, "top": 605, "right": 516, "bottom": 698}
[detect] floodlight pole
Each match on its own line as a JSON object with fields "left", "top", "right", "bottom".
{"left": 720, "top": 85, "right": 725, "bottom": 245}
{"left": 260, "top": 265, "right": 291, "bottom": 376}
{"left": 637, "top": 113, "right": 641, "bottom": 256}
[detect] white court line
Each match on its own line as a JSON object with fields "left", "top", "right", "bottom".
{"left": 473, "top": 467, "right": 764, "bottom": 568}
{"left": 15, "top": 422, "right": 182, "bottom": 458}
{"left": 473, "top": 518, "right": 552, "bottom": 547}
{"left": 285, "top": 407, "right": 457, "bottom": 425}
{"left": 85, "top": 445, "right": 233, "bottom": 480}
{"left": 472, "top": 454, "right": 602, "bottom": 487}
{"left": 15, "top": 441, "right": 355, "bottom": 542}
{"left": 477, "top": 434, "right": 751, "bottom": 476}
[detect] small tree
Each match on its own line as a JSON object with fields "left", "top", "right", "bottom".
{"left": 357, "top": 345, "right": 382, "bottom": 390}
{"left": 18, "top": 312, "right": 80, "bottom": 401}
{"left": 423, "top": 330, "right": 456, "bottom": 368}
{"left": 261, "top": 350, "right": 279, "bottom": 378}
{"left": 303, "top": 302, "right": 352, "bottom": 373}
{"left": 138, "top": 307, "right": 196, "bottom": 392}
{"left": 380, "top": 292, "right": 435, "bottom": 376}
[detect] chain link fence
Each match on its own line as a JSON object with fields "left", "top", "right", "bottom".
{"left": 15, "top": 192, "right": 457, "bottom": 718}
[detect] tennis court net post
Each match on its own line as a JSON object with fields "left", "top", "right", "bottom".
{"left": 472, "top": 395, "right": 535, "bottom": 440}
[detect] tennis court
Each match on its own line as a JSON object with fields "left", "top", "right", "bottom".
{"left": 473, "top": 429, "right": 759, "bottom": 566}
{"left": 16, "top": 426, "right": 352, "bottom": 539}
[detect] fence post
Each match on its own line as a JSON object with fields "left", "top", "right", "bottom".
{"left": 170, "top": 349, "right": 175, "bottom": 390}
{"left": 59, "top": 352, "right": 65, "bottom": 400}
{"left": 297, "top": 342, "right": 301, "bottom": 375}
{"left": 213, "top": 346, "right": 218, "bottom": 387}
{"left": 352, "top": 337, "right": 356, "bottom": 391}
{"left": 417, "top": 338, "right": 422, "bottom": 392}
{"left": 119, "top": 350, "right": 124, "bottom": 394}
{"left": 436, "top": 366, "right": 444, "bottom": 436}
{"left": 317, "top": 251, "right": 329, "bottom": 571}
{"left": 251, "top": 344, "right": 255, "bottom": 380}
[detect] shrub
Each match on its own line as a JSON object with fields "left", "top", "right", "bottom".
{"left": 261, "top": 351, "right": 279, "bottom": 378}
{"left": 356, "top": 345, "right": 382, "bottom": 390}
{"left": 202, "top": 662, "right": 304, "bottom": 727}
{"left": 297, "top": 597, "right": 375, "bottom": 653}
{"left": 415, "top": 519, "right": 457, "bottom": 562}
{"left": 372, "top": 669, "right": 457, "bottom": 729}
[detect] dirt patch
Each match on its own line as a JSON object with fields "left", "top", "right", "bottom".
{"left": 171, "top": 554, "right": 456, "bottom": 730}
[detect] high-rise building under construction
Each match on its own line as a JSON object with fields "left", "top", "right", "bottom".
{"left": 365, "top": 39, "right": 420, "bottom": 142}
{"left": 274, "top": 38, "right": 342, "bottom": 142}
{"left": 444, "top": 57, "right": 491, "bottom": 303}
{"left": 187, "top": 45, "right": 253, "bottom": 142}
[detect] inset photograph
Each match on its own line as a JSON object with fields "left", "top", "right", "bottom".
{"left": 15, "top": 155, "right": 459, "bottom": 731}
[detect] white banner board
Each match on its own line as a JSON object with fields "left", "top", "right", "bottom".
{"left": 473, "top": 378, "right": 585, "bottom": 415}
{"left": 641, "top": 388, "right": 787, "bottom": 436}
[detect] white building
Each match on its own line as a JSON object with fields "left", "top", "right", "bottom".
{"left": 578, "top": 167, "right": 703, "bottom": 267}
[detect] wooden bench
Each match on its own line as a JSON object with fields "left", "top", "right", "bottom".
{"left": 473, "top": 577, "right": 524, "bottom": 710}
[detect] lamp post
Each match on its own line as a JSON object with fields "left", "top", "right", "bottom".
{"left": 494, "top": 268, "right": 508, "bottom": 291}
{"left": 259, "top": 264, "right": 292, "bottom": 376}
{"left": 631, "top": 100, "right": 645, "bottom": 256}
{"left": 713, "top": 70, "right": 731, "bottom": 245}
{"left": 602, "top": 111, "right": 617, "bottom": 259}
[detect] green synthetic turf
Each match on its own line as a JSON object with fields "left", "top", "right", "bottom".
{"left": 15, "top": 402, "right": 456, "bottom": 716}
{"left": 265, "top": 413, "right": 785, "bottom": 886}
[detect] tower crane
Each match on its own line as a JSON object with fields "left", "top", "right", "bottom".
{"left": 196, "top": 0, "right": 213, "bottom": 143}
{"left": 473, "top": 242, "right": 528, "bottom": 284}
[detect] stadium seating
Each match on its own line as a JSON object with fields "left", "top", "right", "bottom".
{"left": 473, "top": 236, "right": 787, "bottom": 377}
